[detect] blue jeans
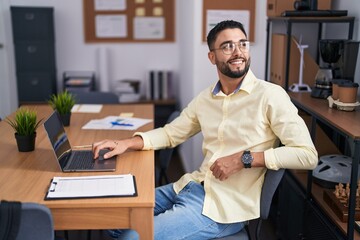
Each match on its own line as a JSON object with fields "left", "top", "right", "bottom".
{"left": 108, "top": 181, "right": 245, "bottom": 239}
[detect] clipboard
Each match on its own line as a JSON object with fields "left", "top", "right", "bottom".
{"left": 45, "top": 174, "right": 137, "bottom": 200}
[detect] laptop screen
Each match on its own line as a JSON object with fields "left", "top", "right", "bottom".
{"left": 44, "top": 111, "right": 72, "bottom": 169}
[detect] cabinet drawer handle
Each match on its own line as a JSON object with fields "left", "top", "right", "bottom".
{"left": 27, "top": 46, "right": 37, "bottom": 53}
{"left": 30, "top": 79, "right": 39, "bottom": 85}
{"left": 25, "top": 13, "right": 35, "bottom": 21}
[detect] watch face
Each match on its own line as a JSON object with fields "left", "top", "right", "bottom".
{"left": 242, "top": 154, "right": 253, "bottom": 164}
{"left": 242, "top": 151, "right": 253, "bottom": 168}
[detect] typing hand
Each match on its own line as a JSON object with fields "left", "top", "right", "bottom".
{"left": 92, "top": 139, "right": 126, "bottom": 160}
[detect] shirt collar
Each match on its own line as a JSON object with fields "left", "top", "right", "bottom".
{"left": 211, "top": 69, "right": 256, "bottom": 96}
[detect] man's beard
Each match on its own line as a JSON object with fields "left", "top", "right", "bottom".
{"left": 217, "top": 57, "right": 251, "bottom": 79}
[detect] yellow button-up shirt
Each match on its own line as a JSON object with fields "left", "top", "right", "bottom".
{"left": 135, "top": 69, "right": 318, "bottom": 223}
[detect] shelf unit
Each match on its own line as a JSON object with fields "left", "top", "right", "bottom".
{"left": 265, "top": 16, "right": 355, "bottom": 90}
{"left": 288, "top": 92, "right": 360, "bottom": 240}
{"left": 63, "top": 71, "right": 96, "bottom": 92}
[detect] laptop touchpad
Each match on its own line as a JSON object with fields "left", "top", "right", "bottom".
{"left": 98, "top": 149, "right": 111, "bottom": 161}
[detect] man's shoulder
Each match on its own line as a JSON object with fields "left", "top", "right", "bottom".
{"left": 256, "top": 78, "right": 285, "bottom": 92}
{"left": 198, "top": 84, "right": 216, "bottom": 97}
{"left": 251, "top": 79, "right": 290, "bottom": 104}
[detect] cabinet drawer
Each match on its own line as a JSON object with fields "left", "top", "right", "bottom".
{"left": 14, "top": 42, "right": 56, "bottom": 71}
{"left": 11, "top": 7, "right": 54, "bottom": 41}
{"left": 17, "top": 72, "right": 57, "bottom": 102}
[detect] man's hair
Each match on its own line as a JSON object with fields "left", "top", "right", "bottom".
{"left": 207, "top": 20, "right": 247, "bottom": 50}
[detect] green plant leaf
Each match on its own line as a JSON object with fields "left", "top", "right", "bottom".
{"left": 48, "top": 90, "right": 76, "bottom": 114}
{"left": 5, "top": 108, "right": 43, "bottom": 136}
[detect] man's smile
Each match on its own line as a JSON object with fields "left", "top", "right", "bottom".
{"left": 228, "top": 57, "right": 245, "bottom": 66}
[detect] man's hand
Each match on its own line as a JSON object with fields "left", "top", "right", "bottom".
{"left": 210, "top": 152, "right": 243, "bottom": 181}
{"left": 92, "top": 136, "right": 144, "bottom": 160}
{"left": 92, "top": 139, "right": 126, "bottom": 160}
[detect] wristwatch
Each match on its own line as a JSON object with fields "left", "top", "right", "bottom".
{"left": 241, "top": 150, "right": 253, "bottom": 168}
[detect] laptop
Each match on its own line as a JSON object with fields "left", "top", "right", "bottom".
{"left": 44, "top": 111, "right": 116, "bottom": 172}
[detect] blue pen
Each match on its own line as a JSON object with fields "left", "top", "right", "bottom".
{"left": 111, "top": 121, "right": 134, "bottom": 127}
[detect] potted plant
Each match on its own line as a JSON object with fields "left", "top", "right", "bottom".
{"left": 5, "top": 108, "right": 42, "bottom": 152}
{"left": 48, "top": 90, "right": 75, "bottom": 126}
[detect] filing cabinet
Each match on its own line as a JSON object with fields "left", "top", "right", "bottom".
{"left": 11, "top": 7, "right": 57, "bottom": 104}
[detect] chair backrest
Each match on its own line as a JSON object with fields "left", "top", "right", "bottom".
{"left": 159, "top": 111, "right": 181, "bottom": 169}
{"left": 0, "top": 201, "right": 54, "bottom": 240}
{"left": 69, "top": 90, "right": 119, "bottom": 104}
{"left": 216, "top": 168, "right": 285, "bottom": 240}
{"left": 260, "top": 168, "right": 285, "bottom": 219}
{"left": 157, "top": 111, "right": 181, "bottom": 186}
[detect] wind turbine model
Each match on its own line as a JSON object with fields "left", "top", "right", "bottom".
{"left": 289, "top": 37, "right": 312, "bottom": 92}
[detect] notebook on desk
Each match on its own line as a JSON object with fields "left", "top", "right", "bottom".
{"left": 44, "top": 111, "right": 116, "bottom": 172}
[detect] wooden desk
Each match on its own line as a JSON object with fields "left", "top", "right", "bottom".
{"left": 289, "top": 92, "right": 360, "bottom": 240}
{"left": 0, "top": 104, "right": 155, "bottom": 240}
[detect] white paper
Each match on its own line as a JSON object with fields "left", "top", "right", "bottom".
{"left": 47, "top": 174, "right": 135, "bottom": 198}
{"left": 96, "top": 15, "right": 127, "bottom": 38}
{"left": 71, "top": 104, "right": 103, "bottom": 113}
{"left": 95, "top": 0, "right": 126, "bottom": 11}
{"left": 82, "top": 116, "right": 153, "bottom": 130}
{"left": 133, "top": 17, "right": 164, "bottom": 40}
{"left": 206, "top": 10, "right": 250, "bottom": 41}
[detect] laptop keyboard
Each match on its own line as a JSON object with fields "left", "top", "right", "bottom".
{"left": 67, "top": 151, "right": 95, "bottom": 170}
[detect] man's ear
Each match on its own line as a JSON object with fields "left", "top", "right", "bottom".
{"left": 208, "top": 51, "right": 216, "bottom": 65}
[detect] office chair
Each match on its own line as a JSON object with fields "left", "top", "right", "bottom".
{"left": 217, "top": 168, "right": 285, "bottom": 240}
{"left": 156, "top": 110, "right": 181, "bottom": 186}
{"left": 0, "top": 200, "right": 54, "bottom": 240}
{"left": 69, "top": 90, "right": 119, "bottom": 104}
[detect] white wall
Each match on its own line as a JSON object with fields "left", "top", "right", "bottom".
{"left": 1, "top": 0, "right": 360, "bottom": 172}
{"left": 0, "top": 0, "right": 18, "bottom": 119}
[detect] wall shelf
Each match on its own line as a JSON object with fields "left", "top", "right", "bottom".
{"left": 265, "top": 16, "right": 355, "bottom": 90}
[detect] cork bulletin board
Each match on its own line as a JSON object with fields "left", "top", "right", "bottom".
{"left": 83, "top": 0, "right": 175, "bottom": 43}
{"left": 202, "top": 0, "right": 256, "bottom": 42}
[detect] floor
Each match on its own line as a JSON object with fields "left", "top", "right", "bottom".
{"left": 55, "top": 150, "right": 279, "bottom": 240}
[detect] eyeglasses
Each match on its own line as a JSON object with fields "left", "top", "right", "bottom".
{"left": 211, "top": 40, "right": 250, "bottom": 55}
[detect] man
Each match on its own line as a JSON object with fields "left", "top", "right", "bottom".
{"left": 93, "top": 20, "right": 318, "bottom": 239}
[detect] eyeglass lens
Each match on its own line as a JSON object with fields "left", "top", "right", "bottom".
{"left": 222, "top": 41, "right": 250, "bottom": 54}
